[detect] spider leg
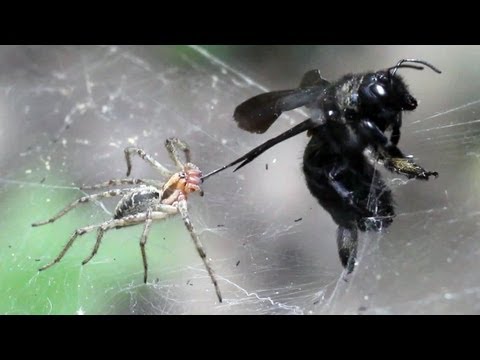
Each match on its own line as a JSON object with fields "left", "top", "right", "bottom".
{"left": 165, "top": 137, "right": 191, "bottom": 168}
{"left": 140, "top": 209, "right": 154, "bottom": 283}
{"left": 177, "top": 199, "right": 222, "bottom": 303}
{"left": 81, "top": 226, "right": 107, "bottom": 266}
{"left": 139, "top": 208, "right": 176, "bottom": 283}
{"left": 31, "top": 189, "right": 131, "bottom": 227}
{"left": 38, "top": 223, "right": 101, "bottom": 271}
{"left": 124, "top": 147, "right": 173, "bottom": 177}
{"left": 80, "top": 209, "right": 168, "bottom": 273}
{"left": 81, "top": 178, "right": 164, "bottom": 190}
{"left": 153, "top": 203, "right": 179, "bottom": 214}
{"left": 41, "top": 211, "right": 172, "bottom": 272}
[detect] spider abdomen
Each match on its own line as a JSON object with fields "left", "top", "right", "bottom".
{"left": 114, "top": 187, "right": 161, "bottom": 219}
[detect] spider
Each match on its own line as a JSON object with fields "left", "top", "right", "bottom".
{"left": 32, "top": 137, "right": 223, "bottom": 303}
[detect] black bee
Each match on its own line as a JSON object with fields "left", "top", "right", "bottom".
{"left": 202, "top": 59, "right": 441, "bottom": 273}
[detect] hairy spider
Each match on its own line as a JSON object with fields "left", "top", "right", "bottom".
{"left": 32, "top": 137, "right": 222, "bottom": 303}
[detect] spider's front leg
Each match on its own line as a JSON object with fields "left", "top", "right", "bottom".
{"left": 124, "top": 147, "right": 173, "bottom": 177}
{"left": 165, "top": 137, "right": 191, "bottom": 169}
{"left": 177, "top": 199, "right": 222, "bottom": 303}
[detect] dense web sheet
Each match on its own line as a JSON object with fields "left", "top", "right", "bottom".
{"left": 1, "top": 45, "right": 480, "bottom": 314}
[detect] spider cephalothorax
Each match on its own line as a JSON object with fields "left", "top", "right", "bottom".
{"left": 32, "top": 137, "right": 222, "bottom": 303}
{"left": 161, "top": 164, "right": 203, "bottom": 204}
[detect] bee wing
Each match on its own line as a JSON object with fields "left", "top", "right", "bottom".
{"left": 299, "top": 69, "right": 330, "bottom": 88}
{"left": 201, "top": 119, "right": 317, "bottom": 180}
{"left": 234, "top": 86, "right": 326, "bottom": 134}
{"left": 230, "top": 118, "right": 317, "bottom": 171}
{"left": 201, "top": 70, "right": 330, "bottom": 180}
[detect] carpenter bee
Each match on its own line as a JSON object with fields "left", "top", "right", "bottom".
{"left": 202, "top": 59, "right": 441, "bottom": 273}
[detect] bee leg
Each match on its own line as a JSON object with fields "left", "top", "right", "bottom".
{"left": 329, "top": 163, "right": 348, "bottom": 179}
{"left": 359, "top": 119, "right": 439, "bottom": 181}
{"left": 337, "top": 225, "right": 358, "bottom": 274}
{"left": 384, "top": 155, "right": 439, "bottom": 181}
{"left": 357, "top": 119, "right": 390, "bottom": 146}
{"left": 328, "top": 169, "right": 369, "bottom": 216}
{"left": 390, "top": 113, "right": 402, "bottom": 146}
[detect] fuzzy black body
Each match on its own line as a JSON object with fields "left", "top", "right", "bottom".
{"left": 114, "top": 186, "right": 160, "bottom": 220}
{"left": 303, "top": 124, "right": 394, "bottom": 231}
{"left": 303, "top": 121, "right": 395, "bottom": 271}
{"left": 300, "top": 73, "right": 400, "bottom": 271}
{"left": 212, "top": 59, "right": 441, "bottom": 273}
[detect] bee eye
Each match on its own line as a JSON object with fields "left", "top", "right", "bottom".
{"left": 372, "top": 84, "right": 386, "bottom": 97}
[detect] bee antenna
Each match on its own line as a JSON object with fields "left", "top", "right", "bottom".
{"left": 389, "top": 59, "right": 442, "bottom": 77}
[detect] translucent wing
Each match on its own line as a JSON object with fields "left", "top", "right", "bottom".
{"left": 233, "top": 69, "right": 330, "bottom": 134}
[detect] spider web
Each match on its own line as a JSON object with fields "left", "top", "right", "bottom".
{"left": 1, "top": 45, "right": 480, "bottom": 314}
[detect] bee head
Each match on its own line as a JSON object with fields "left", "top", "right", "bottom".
{"left": 357, "top": 59, "right": 441, "bottom": 114}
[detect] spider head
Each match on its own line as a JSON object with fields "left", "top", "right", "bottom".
{"left": 182, "top": 163, "right": 204, "bottom": 196}
{"left": 161, "top": 163, "right": 204, "bottom": 202}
